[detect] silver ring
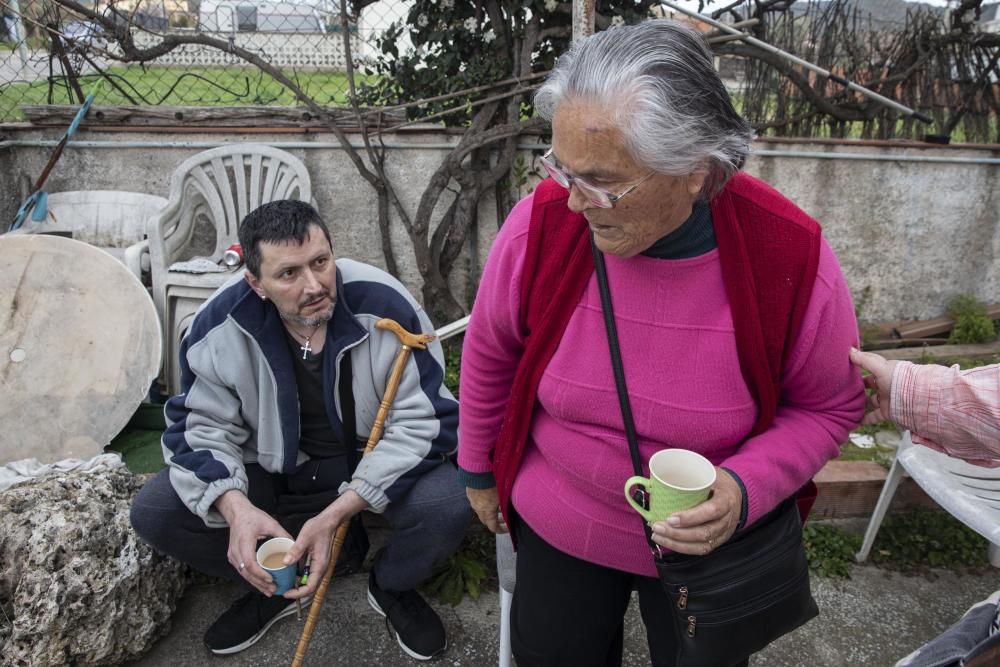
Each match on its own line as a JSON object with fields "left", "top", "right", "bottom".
{"left": 239, "top": 561, "right": 245, "bottom": 571}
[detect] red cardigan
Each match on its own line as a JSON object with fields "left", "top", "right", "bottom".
{"left": 492, "top": 174, "right": 822, "bottom": 525}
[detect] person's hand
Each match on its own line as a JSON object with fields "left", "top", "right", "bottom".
{"left": 282, "top": 490, "right": 368, "bottom": 600}
{"left": 467, "top": 486, "right": 507, "bottom": 534}
{"left": 649, "top": 468, "right": 741, "bottom": 555}
{"left": 215, "top": 490, "right": 292, "bottom": 595}
{"left": 850, "top": 347, "right": 899, "bottom": 425}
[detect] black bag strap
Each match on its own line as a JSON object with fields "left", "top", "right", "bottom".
{"left": 590, "top": 234, "right": 663, "bottom": 557}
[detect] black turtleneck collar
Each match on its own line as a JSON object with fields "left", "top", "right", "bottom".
{"left": 640, "top": 199, "right": 716, "bottom": 260}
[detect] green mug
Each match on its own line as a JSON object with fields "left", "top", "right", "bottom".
{"left": 624, "top": 449, "right": 716, "bottom": 523}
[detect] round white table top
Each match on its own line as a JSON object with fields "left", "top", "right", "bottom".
{"left": 0, "top": 234, "right": 162, "bottom": 465}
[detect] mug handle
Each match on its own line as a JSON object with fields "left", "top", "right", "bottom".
{"left": 624, "top": 477, "right": 653, "bottom": 522}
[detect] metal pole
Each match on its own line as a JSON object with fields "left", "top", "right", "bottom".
{"left": 660, "top": 0, "right": 932, "bottom": 124}
{"left": 8, "top": 0, "right": 31, "bottom": 75}
{"left": 572, "top": 0, "right": 595, "bottom": 42}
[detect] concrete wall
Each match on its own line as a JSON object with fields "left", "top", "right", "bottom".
{"left": 2, "top": 129, "right": 998, "bottom": 323}
{"left": 748, "top": 139, "right": 1000, "bottom": 322}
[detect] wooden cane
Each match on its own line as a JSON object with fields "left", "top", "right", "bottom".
{"left": 291, "top": 318, "right": 436, "bottom": 667}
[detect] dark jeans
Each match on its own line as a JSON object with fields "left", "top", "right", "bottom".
{"left": 130, "top": 459, "right": 471, "bottom": 593}
{"left": 510, "top": 516, "right": 750, "bottom": 667}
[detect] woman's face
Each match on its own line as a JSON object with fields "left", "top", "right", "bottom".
{"left": 550, "top": 100, "right": 706, "bottom": 258}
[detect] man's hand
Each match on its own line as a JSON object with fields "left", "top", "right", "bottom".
{"left": 282, "top": 490, "right": 368, "bottom": 600}
{"left": 467, "top": 486, "right": 507, "bottom": 534}
{"left": 216, "top": 490, "right": 292, "bottom": 596}
{"left": 850, "top": 347, "right": 898, "bottom": 425}
{"left": 650, "top": 468, "right": 741, "bottom": 555}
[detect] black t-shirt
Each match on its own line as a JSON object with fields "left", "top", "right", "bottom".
{"left": 284, "top": 330, "right": 345, "bottom": 460}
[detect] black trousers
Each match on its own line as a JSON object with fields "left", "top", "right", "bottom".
{"left": 131, "top": 460, "right": 471, "bottom": 593}
{"left": 510, "top": 515, "right": 750, "bottom": 667}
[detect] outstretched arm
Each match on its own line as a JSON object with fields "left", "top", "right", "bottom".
{"left": 851, "top": 349, "right": 1000, "bottom": 466}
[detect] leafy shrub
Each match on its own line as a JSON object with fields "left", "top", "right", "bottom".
{"left": 868, "top": 509, "right": 989, "bottom": 572}
{"left": 804, "top": 509, "right": 989, "bottom": 579}
{"left": 422, "top": 521, "right": 496, "bottom": 606}
{"left": 443, "top": 340, "right": 461, "bottom": 398}
{"left": 946, "top": 294, "right": 996, "bottom": 344}
{"left": 803, "top": 523, "right": 861, "bottom": 578}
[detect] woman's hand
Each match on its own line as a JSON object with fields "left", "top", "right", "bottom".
{"left": 466, "top": 486, "right": 508, "bottom": 534}
{"left": 649, "top": 468, "right": 742, "bottom": 555}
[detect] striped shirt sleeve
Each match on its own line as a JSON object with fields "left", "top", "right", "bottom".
{"left": 890, "top": 361, "right": 1000, "bottom": 466}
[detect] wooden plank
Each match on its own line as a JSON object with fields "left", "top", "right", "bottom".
{"left": 877, "top": 341, "right": 1000, "bottom": 362}
{"left": 811, "top": 460, "right": 937, "bottom": 519}
{"left": 19, "top": 105, "right": 407, "bottom": 128}
{"left": 892, "top": 304, "right": 1000, "bottom": 339}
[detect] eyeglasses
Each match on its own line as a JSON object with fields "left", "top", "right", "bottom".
{"left": 540, "top": 149, "right": 654, "bottom": 209}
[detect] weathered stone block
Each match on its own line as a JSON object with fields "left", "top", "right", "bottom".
{"left": 0, "top": 468, "right": 185, "bottom": 666}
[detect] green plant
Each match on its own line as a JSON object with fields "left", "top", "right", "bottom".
{"left": 442, "top": 340, "right": 462, "bottom": 398}
{"left": 837, "top": 436, "right": 894, "bottom": 466}
{"left": 422, "top": 521, "right": 497, "bottom": 606}
{"left": 803, "top": 523, "right": 861, "bottom": 578}
{"left": 505, "top": 154, "right": 532, "bottom": 194}
{"left": 951, "top": 354, "right": 1000, "bottom": 370}
{"left": 804, "top": 509, "right": 990, "bottom": 578}
{"left": 868, "top": 509, "right": 989, "bottom": 573}
{"left": 946, "top": 294, "right": 997, "bottom": 344}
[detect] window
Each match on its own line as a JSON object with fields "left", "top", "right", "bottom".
{"left": 236, "top": 5, "right": 257, "bottom": 32}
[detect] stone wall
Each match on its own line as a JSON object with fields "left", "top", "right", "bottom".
{"left": 2, "top": 128, "right": 998, "bottom": 322}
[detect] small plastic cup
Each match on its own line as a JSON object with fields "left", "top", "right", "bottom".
{"left": 256, "top": 537, "right": 296, "bottom": 595}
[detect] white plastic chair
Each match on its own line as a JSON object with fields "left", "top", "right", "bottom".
{"left": 148, "top": 143, "right": 311, "bottom": 395}
{"left": 856, "top": 431, "right": 1000, "bottom": 567}
{"left": 496, "top": 532, "right": 516, "bottom": 667}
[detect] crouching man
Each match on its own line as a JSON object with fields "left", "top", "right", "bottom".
{"left": 131, "top": 200, "right": 470, "bottom": 660}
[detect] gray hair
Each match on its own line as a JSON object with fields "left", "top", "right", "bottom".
{"left": 534, "top": 19, "right": 754, "bottom": 197}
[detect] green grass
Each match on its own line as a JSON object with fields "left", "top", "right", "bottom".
{"left": 0, "top": 66, "right": 374, "bottom": 121}
{"left": 106, "top": 403, "right": 166, "bottom": 474}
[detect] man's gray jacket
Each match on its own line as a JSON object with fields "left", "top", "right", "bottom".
{"left": 162, "top": 258, "right": 458, "bottom": 527}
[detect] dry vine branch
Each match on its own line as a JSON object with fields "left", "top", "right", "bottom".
{"left": 40, "top": 0, "right": 551, "bottom": 321}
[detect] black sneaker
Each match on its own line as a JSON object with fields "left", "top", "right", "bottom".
{"left": 367, "top": 570, "right": 447, "bottom": 660}
{"left": 203, "top": 591, "right": 307, "bottom": 655}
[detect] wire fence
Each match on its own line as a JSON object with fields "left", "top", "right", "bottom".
{"left": 0, "top": 0, "right": 407, "bottom": 119}
{"left": 1, "top": 1, "right": 998, "bottom": 143}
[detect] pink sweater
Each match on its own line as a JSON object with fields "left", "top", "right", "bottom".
{"left": 458, "top": 195, "right": 865, "bottom": 576}
{"left": 892, "top": 361, "right": 1000, "bottom": 466}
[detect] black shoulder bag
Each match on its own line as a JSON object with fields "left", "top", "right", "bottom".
{"left": 590, "top": 236, "right": 818, "bottom": 667}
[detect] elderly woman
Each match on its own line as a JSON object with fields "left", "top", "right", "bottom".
{"left": 457, "top": 19, "right": 864, "bottom": 667}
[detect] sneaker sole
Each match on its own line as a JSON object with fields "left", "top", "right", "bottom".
{"left": 366, "top": 588, "right": 446, "bottom": 661}
{"left": 209, "top": 597, "right": 311, "bottom": 656}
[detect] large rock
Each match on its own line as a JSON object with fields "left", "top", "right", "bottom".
{"left": 0, "top": 468, "right": 186, "bottom": 666}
